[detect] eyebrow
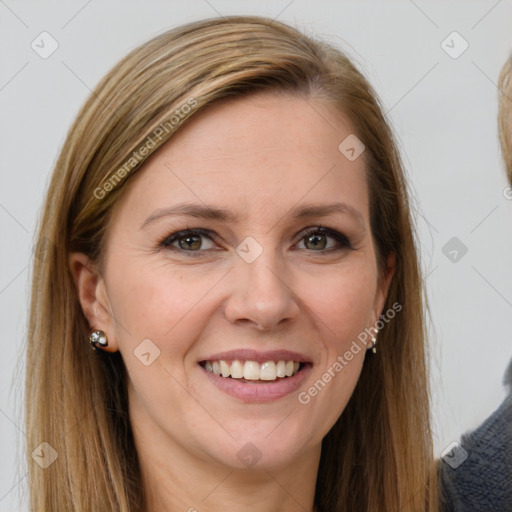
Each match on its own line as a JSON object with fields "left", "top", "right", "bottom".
{"left": 140, "top": 201, "right": 366, "bottom": 230}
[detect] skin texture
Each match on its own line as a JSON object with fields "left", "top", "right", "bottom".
{"left": 70, "top": 91, "right": 394, "bottom": 512}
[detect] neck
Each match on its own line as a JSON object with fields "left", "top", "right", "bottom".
{"left": 143, "top": 464, "right": 319, "bottom": 512}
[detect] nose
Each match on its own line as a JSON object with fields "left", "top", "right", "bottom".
{"left": 224, "top": 247, "right": 300, "bottom": 331}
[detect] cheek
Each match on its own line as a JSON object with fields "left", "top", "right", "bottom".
{"left": 295, "top": 269, "right": 375, "bottom": 435}
{"left": 107, "top": 262, "right": 218, "bottom": 419}
{"left": 300, "top": 264, "right": 378, "bottom": 350}
{"left": 107, "top": 260, "right": 219, "bottom": 357}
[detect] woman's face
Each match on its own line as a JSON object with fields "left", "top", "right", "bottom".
{"left": 78, "top": 91, "right": 393, "bottom": 472}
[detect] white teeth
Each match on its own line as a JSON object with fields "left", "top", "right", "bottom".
{"left": 276, "top": 360, "right": 286, "bottom": 378}
{"left": 243, "top": 361, "right": 260, "bottom": 380}
{"left": 203, "top": 359, "right": 303, "bottom": 381}
{"left": 230, "top": 360, "right": 244, "bottom": 378}
{"left": 220, "top": 360, "right": 230, "bottom": 378}
{"left": 260, "top": 361, "right": 277, "bottom": 381}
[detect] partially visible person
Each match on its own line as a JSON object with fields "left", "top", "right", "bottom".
{"left": 438, "top": 54, "right": 512, "bottom": 512}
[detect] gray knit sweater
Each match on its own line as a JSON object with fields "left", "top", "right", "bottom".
{"left": 438, "top": 358, "right": 512, "bottom": 511}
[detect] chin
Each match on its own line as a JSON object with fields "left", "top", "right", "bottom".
{"left": 199, "top": 431, "right": 314, "bottom": 472}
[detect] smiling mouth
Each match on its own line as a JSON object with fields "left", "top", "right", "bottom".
{"left": 200, "top": 359, "right": 307, "bottom": 382}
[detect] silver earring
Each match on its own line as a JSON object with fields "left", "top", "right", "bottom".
{"left": 89, "top": 330, "right": 108, "bottom": 350}
{"left": 369, "top": 334, "right": 378, "bottom": 354}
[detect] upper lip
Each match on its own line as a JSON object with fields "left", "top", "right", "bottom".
{"left": 200, "top": 349, "right": 312, "bottom": 364}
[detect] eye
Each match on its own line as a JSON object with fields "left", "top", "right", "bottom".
{"left": 159, "top": 228, "right": 217, "bottom": 253}
{"left": 295, "top": 227, "right": 353, "bottom": 252}
{"left": 159, "top": 226, "right": 352, "bottom": 256}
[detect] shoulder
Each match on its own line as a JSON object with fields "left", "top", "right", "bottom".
{"left": 438, "top": 358, "right": 512, "bottom": 511}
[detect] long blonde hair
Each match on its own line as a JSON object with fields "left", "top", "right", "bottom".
{"left": 499, "top": 53, "right": 512, "bottom": 184}
{"left": 25, "top": 15, "right": 439, "bottom": 511}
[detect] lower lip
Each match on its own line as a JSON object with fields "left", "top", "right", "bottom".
{"left": 200, "top": 364, "right": 313, "bottom": 403}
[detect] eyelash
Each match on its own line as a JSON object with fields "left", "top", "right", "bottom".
{"left": 158, "top": 226, "right": 353, "bottom": 256}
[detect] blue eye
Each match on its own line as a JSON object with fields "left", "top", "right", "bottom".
{"left": 159, "top": 226, "right": 352, "bottom": 255}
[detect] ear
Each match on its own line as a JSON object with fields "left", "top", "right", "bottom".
{"left": 69, "top": 252, "right": 118, "bottom": 352}
{"left": 372, "top": 253, "right": 396, "bottom": 325}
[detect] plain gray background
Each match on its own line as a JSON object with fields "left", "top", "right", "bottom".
{"left": 1, "top": 1, "right": 512, "bottom": 510}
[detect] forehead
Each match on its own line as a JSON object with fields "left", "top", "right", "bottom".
{"left": 113, "top": 91, "right": 369, "bottom": 228}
